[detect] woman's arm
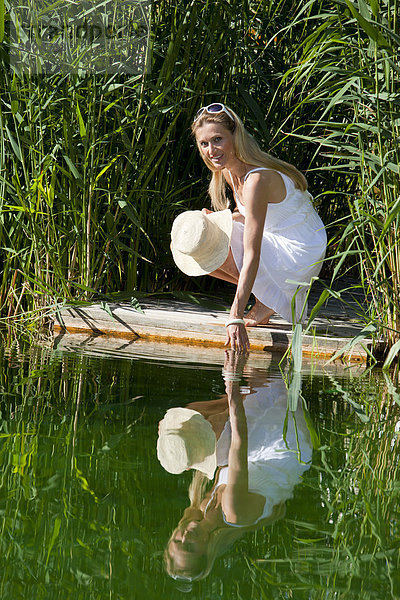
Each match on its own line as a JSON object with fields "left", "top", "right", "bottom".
{"left": 221, "top": 381, "right": 265, "bottom": 524}
{"left": 229, "top": 178, "right": 268, "bottom": 319}
{"left": 226, "top": 171, "right": 285, "bottom": 352}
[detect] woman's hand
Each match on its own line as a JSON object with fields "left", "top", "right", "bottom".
{"left": 223, "top": 349, "right": 246, "bottom": 401}
{"left": 201, "top": 207, "right": 213, "bottom": 215}
{"left": 223, "top": 349, "right": 247, "bottom": 376}
{"left": 224, "top": 323, "right": 250, "bottom": 353}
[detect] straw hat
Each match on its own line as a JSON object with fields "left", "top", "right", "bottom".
{"left": 170, "top": 209, "right": 232, "bottom": 276}
{"left": 157, "top": 408, "right": 217, "bottom": 479}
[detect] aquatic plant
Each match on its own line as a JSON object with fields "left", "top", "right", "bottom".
{"left": 276, "top": 0, "right": 400, "bottom": 353}
{"left": 0, "top": 0, "right": 399, "bottom": 357}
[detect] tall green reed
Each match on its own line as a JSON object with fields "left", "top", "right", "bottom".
{"left": 1, "top": 0, "right": 340, "bottom": 326}
{"left": 275, "top": 0, "right": 400, "bottom": 352}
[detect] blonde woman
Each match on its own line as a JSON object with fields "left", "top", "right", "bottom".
{"left": 171, "top": 103, "right": 326, "bottom": 352}
{"left": 163, "top": 357, "right": 312, "bottom": 581}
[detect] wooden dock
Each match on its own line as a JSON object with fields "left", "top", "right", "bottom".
{"left": 53, "top": 283, "right": 373, "bottom": 362}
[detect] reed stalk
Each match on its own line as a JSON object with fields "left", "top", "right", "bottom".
{"left": 276, "top": 0, "right": 400, "bottom": 353}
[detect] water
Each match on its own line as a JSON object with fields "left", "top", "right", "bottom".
{"left": 0, "top": 336, "right": 399, "bottom": 599}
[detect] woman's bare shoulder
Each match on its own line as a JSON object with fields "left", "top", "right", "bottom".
{"left": 221, "top": 488, "right": 266, "bottom": 525}
{"left": 243, "top": 169, "right": 286, "bottom": 204}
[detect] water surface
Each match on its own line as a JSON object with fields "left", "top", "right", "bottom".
{"left": 0, "top": 336, "right": 399, "bottom": 599}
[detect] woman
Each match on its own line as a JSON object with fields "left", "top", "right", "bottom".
{"left": 172, "top": 103, "right": 327, "bottom": 352}
{"left": 163, "top": 355, "right": 312, "bottom": 581}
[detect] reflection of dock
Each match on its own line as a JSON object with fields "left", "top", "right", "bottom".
{"left": 53, "top": 281, "right": 373, "bottom": 362}
{"left": 53, "top": 333, "right": 367, "bottom": 373}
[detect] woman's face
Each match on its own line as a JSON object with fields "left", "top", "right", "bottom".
{"left": 195, "top": 122, "right": 236, "bottom": 170}
{"left": 168, "top": 519, "right": 209, "bottom": 568}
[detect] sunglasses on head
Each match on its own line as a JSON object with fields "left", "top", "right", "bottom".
{"left": 194, "top": 103, "right": 235, "bottom": 123}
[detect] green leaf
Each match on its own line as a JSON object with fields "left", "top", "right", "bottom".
{"left": 100, "top": 301, "right": 116, "bottom": 321}
{"left": 0, "top": 0, "right": 4, "bottom": 43}
{"left": 46, "top": 517, "right": 61, "bottom": 565}
{"left": 70, "top": 282, "right": 98, "bottom": 294}
{"left": 76, "top": 101, "right": 87, "bottom": 138}
{"left": 382, "top": 339, "right": 400, "bottom": 371}
{"left": 325, "top": 323, "right": 377, "bottom": 364}
{"left": 118, "top": 199, "right": 142, "bottom": 228}
{"left": 11, "top": 73, "right": 19, "bottom": 115}
{"left": 62, "top": 154, "right": 81, "bottom": 179}
{"left": 72, "top": 569, "right": 92, "bottom": 586}
{"left": 288, "top": 372, "right": 302, "bottom": 412}
{"left": 94, "top": 156, "right": 120, "bottom": 184}
{"left": 109, "top": 235, "right": 152, "bottom": 263}
{"left": 130, "top": 297, "right": 144, "bottom": 314}
{"left": 344, "top": 0, "right": 390, "bottom": 47}
{"left": 382, "top": 373, "right": 400, "bottom": 406}
{"left": 291, "top": 323, "right": 303, "bottom": 373}
{"left": 327, "top": 376, "right": 370, "bottom": 422}
{"left": 302, "top": 400, "right": 320, "bottom": 449}
{"left": 5, "top": 125, "right": 22, "bottom": 162}
{"left": 306, "top": 289, "right": 330, "bottom": 328}
{"left": 366, "top": 0, "right": 379, "bottom": 17}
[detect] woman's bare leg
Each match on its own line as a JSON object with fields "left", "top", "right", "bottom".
{"left": 208, "top": 269, "right": 238, "bottom": 284}
{"left": 208, "top": 250, "right": 275, "bottom": 325}
{"left": 208, "top": 249, "right": 239, "bottom": 284}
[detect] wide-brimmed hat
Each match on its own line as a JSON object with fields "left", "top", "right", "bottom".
{"left": 157, "top": 408, "right": 217, "bottom": 479}
{"left": 170, "top": 209, "right": 232, "bottom": 276}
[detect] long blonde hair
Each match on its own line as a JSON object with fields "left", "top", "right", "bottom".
{"left": 164, "top": 470, "right": 285, "bottom": 582}
{"left": 191, "top": 105, "right": 308, "bottom": 211}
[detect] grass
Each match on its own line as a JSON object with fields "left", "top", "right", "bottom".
{"left": 276, "top": 0, "right": 400, "bottom": 355}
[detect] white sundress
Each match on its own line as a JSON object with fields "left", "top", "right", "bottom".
{"left": 229, "top": 168, "right": 327, "bottom": 323}
{"left": 205, "top": 377, "right": 313, "bottom": 527}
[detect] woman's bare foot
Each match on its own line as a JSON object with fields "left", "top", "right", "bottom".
{"left": 244, "top": 301, "right": 275, "bottom": 327}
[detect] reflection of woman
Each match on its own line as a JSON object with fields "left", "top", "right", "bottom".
{"left": 160, "top": 356, "right": 312, "bottom": 581}
{"left": 171, "top": 103, "right": 326, "bottom": 351}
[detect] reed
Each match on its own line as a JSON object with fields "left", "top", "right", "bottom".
{"left": 1, "top": 0, "right": 399, "bottom": 356}
{"left": 276, "top": 0, "right": 400, "bottom": 353}
{"left": 0, "top": 0, "right": 336, "bottom": 325}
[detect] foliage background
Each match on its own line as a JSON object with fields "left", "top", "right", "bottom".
{"left": 0, "top": 0, "right": 399, "bottom": 346}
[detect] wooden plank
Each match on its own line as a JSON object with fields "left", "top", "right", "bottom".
{"left": 53, "top": 299, "right": 372, "bottom": 362}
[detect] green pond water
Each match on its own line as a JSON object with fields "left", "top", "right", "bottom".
{"left": 0, "top": 336, "right": 399, "bottom": 600}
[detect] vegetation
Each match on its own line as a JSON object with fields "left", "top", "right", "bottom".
{"left": 247, "top": 369, "right": 400, "bottom": 599}
{"left": 0, "top": 0, "right": 399, "bottom": 354}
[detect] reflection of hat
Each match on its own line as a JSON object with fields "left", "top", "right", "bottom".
{"left": 157, "top": 408, "right": 217, "bottom": 479}
{"left": 170, "top": 209, "right": 232, "bottom": 276}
